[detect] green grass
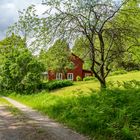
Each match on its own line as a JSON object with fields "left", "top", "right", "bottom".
{"left": 50, "top": 71, "right": 140, "bottom": 95}
{"left": 8, "top": 71, "right": 140, "bottom": 140}
{"left": 0, "top": 97, "right": 12, "bottom": 105}
{"left": 0, "top": 97, "right": 23, "bottom": 116}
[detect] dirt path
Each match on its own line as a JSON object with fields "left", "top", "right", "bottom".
{"left": 0, "top": 104, "right": 55, "bottom": 140}
{"left": 2, "top": 97, "right": 88, "bottom": 140}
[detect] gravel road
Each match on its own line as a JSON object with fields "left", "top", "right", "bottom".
{"left": 0, "top": 104, "right": 56, "bottom": 140}
{"left": 0, "top": 97, "right": 88, "bottom": 140}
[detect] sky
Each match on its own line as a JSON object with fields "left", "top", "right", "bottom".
{"left": 0, "top": 0, "right": 122, "bottom": 40}
{"left": 0, "top": 0, "right": 46, "bottom": 40}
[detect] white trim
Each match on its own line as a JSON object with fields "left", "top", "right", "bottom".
{"left": 67, "top": 73, "right": 74, "bottom": 81}
{"left": 85, "top": 73, "right": 91, "bottom": 77}
{"left": 56, "top": 73, "right": 63, "bottom": 80}
{"left": 42, "top": 72, "right": 48, "bottom": 75}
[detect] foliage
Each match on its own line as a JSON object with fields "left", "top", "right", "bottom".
{"left": 40, "top": 80, "right": 73, "bottom": 91}
{"left": 7, "top": 5, "right": 42, "bottom": 52}
{"left": 39, "top": 39, "right": 73, "bottom": 75}
{"left": 0, "top": 34, "right": 44, "bottom": 93}
{"left": 109, "top": 70, "right": 127, "bottom": 76}
{"left": 41, "top": 0, "right": 140, "bottom": 88}
{"left": 9, "top": 86, "right": 140, "bottom": 140}
{"left": 72, "top": 37, "right": 92, "bottom": 70}
{"left": 76, "top": 76, "right": 82, "bottom": 81}
{"left": 83, "top": 76, "right": 96, "bottom": 81}
{"left": 110, "top": 0, "right": 140, "bottom": 71}
{"left": 118, "top": 61, "right": 140, "bottom": 71}
{"left": 107, "top": 80, "right": 140, "bottom": 89}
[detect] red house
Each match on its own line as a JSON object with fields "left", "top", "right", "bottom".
{"left": 48, "top": 53, "right": 93, "bottom": 81}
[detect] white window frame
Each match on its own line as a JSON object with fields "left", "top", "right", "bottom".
{"left": 56, "top": 73, "right": 63, "bottom": 80}
{"left": 67, "top": 73, "right": 74, "bottom": 81}
{"left": 85, "top": 73, "right": 91, "bottom": 77}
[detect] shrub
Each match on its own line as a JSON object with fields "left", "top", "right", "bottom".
{"left": 83, "top": 76, "right": 95, "bottom": 81}
{"left": 107, "top": 80, "right": 140, "bottom": 89}
{"left": 41, "top": 80, "right": 73, "bottom": 90}
{"left": 76, "top": 76, "right": 82, "bottom": 81}
{"left": 110, "top": 70, "right": 127, "bottom": 76}
{"left": 123, "top": 80, "right": 140, "bottom": 89}
{"left": 121, "top": 126, "right": 134, "bottom": 140}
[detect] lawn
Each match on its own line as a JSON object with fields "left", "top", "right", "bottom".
{"left": 8, "top": 71, "right": 140, "bottom": 140}
{"left": 51, "top": 71, "right": 140, "bottom": 95}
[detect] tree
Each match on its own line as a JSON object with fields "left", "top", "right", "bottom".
{"left": 72, "top": 37, "right": 92, "bottom": 70}
{"left": 42, "top": 0, "right": 140, "bottom": 88}
{"left": 39, "top": 39, "right": 73, "bottom": 78}
{"left": 0, "top": 34, "right": 44, "bottom": 93}
{"left": 112, "top": 0, "right": 140, "bottom": 71}
{"left": 7, "top": 5, "right": 41, "bottom": 52}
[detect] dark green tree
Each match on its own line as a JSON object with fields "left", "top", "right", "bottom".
{"left": 0, "top": 34, "right": 44, "bottom": 93}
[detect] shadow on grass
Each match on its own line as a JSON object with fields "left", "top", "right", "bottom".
{"left": 2, "top": 87, "right": 140, "bottom": 140}
{"left": 34, "top": 88, "right": 140, "bottom": 140}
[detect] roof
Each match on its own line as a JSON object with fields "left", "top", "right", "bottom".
{"left": 82, "top": 69, "right": 92, "bottom": 73}
{"left": 71, "top": 53, "right": 84, "bottom": 63}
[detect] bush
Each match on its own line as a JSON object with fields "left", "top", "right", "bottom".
{"left": 76, "top": 76, "right": 82, "bottom": 81}
{"left": 41, "top": 80, "right": 73, "bottom": 90}
{"left": 110, "top": 70, "right": 127, "bottom": 76}
{"left": 123, "top": 80, "right": 140, "bottom": 89}
{"left": 83, "top": 76, "right": 95, "bottom": 81}
{"left": 107, "top": 80, "right": 140, "bottom": 89}
{"left": 121, "top": 126, "right": 134, "bottom": 140}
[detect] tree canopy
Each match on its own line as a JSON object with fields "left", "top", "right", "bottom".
{"left": 39, "top": 39, "right": 73, "bottom": 76}
{"left": 7, "top": 0, "right": 140, "bottom": 88}
{"left": 41, "top": 0, "right": 140, "bottom": 88}
{"left": 7, "top": 5, "right": 42, "bottom": 52}
{"left": 72, "top": 37, "right": 92, "bottom": 70}
{"left": 0, "top": 34, "right": 44, "bottom": 93}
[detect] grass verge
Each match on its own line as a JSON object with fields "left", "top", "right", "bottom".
{"left": 6, "top": 71, "right": 140, "bottom": 139}
{"left": 0, "top": 97, "right": 23, "bottom": 116}
{"left": 9, "top": 88, "right": 140, "bottom": 140}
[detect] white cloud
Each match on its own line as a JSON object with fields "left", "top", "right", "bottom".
{"left": 0, "top": 0, "right": 43, "bottom": 40}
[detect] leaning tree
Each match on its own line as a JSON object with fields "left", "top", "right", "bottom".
{"left": 42, "top": 0, "right": 140, "bottom": 88}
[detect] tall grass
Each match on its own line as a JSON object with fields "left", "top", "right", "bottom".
{"left": 7, "top": 71, "right": 140, "bottom": 139}
{"left": 9, "top": 88, "right": 140, "bottom": 140}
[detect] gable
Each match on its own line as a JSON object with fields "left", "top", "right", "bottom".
{"left": 71, "top": 53, "right": 84, "bottom": 64}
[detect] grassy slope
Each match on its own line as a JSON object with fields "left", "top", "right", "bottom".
{"left": 9, "top": 71, "right": 140, "bottom": 140}
{"left": 51, "top": 71, "right": 140, "bottom": 95}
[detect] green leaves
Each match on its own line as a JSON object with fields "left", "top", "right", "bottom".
{"left": 39, "top": 39, "right": 73, "bottom": 75}
{"left": 0, "top": 34, "right": 45, "bottom": 93}
{"left": 7, "top": 5, "right": 42, "bottom": 53}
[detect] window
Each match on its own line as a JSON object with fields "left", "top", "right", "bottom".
{"left": 42, "top": 72, "right": 48, "bottom": 80}
{"left": 85, "top": 73, "right": 91, "bottom": 77}
{"left": 67, "top": 73, "right": 74, "bottom": 81}
{"left": 56, "top": 73, "right": 63, "bottom": 80}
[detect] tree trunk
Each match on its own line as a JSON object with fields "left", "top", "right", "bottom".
{"left": 91, "top": 67, "right": 107, "bottom": 90}
{"left": 100, "top": 79, "right": 106, "bottom": 89}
